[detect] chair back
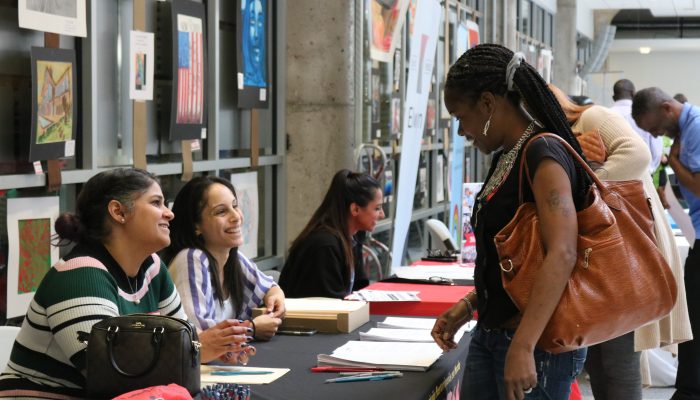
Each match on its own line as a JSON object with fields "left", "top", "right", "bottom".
{"left": 0, "top": 326, "right": 20, "bottom": 371}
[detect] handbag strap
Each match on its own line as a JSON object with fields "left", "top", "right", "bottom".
{"left": 517, "top": 133, "right": 617, "bottom": 206}
{"left": 106, "top": 325, "right": 164, "bottom": 378}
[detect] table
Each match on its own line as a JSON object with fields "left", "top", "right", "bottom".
{"left": 242, "top": 315, "right": 469, "bottom": 400}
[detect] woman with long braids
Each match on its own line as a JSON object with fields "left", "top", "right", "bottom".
{"left": 431, "top": 44, "right": 589, "bottom": 399}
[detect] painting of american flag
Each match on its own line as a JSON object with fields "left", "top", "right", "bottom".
{"left": 176, "top": 14, "right": 203, "bottom": 124}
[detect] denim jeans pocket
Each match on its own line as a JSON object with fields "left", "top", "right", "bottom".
{"left": 571, "top": 347, "right": 587, "bottom": 379}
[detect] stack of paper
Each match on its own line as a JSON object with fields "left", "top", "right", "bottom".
{"left": 377, "top": 316, "right": 476, "bottom": 332}
{"left": 359, "top": 327, "right": 464, "bottom": 343}
{"left": 344, "top": 290, "right": 421, "bottom": 302}
{"left": 317, "top": 341, "right": 443, "bottom": 371}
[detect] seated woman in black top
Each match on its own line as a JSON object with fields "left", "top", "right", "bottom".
{"left": 279, "top": 170, "right": 384, "bottom": 298}
{"left": 431, "top": 44, "right": 591, "bottom": 400}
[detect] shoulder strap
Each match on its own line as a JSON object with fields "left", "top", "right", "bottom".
{"left": 517, "top": 133, "right": 604, "bottom": 204}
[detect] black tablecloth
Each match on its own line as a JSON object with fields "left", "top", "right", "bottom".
{"left": 238, "top": 316, "right": 471, "bottom": 400}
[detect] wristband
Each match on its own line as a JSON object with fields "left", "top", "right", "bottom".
{"left": 249, "top": 319, "right": 256, "bottom": 338}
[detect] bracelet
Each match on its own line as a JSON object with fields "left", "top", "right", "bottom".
{"left": 249, "top": 319, "right": 256, "bottom": 338}
{"left": 460, "top": 296, "right": 474, "bottom": 317}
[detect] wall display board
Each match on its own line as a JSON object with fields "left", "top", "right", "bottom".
{"left": 236, "top": 0, "right": 269, "bottom": 109}
{"left": 29, "top": 46, "right": 77, "bottom": 162}
{"left": 369, "top": 0, "right": 410, "bottom": 63}
{"left": 170, "top": 0, "right": 207, "bottom": 140}
{"left": 130, "top": 30, "right": 155, "bottom": 101}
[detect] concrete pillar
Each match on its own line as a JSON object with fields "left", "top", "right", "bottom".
{"left": 285, "top": 0, "right": 357, "bottom": 244}
{"left": 504, "top": 0, "right": 517, "bottom": 50}
{"left": 553, "top": 0, "right": 577, "bottom": 94}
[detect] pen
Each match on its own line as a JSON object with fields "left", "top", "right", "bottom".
{"left": 325, "top": 374, "right": 401, "bottom": 383}
{"left": 337, "top": 371, "right": 402, "bottom": 377}
{"left": 209, "top": 370, "right": 275, "bottom": 376}
{"left": 310, "top": 367, "right": 385, "bottom": 373}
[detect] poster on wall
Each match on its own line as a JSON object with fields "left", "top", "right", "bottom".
{"left": 236, "top": 0, "right": 269, "bottom": 109}
{"left": 29, "top": 47, "right": 77, "bottom": 162}
{"left": 6, "top": 197, "right": 59, "bottom": 318}
{"left": 466, "top": 19, "right": 479, "bottom": 48}
{"left": 539, "top": 49, "right": 553, "bottom": 84}
{"left": 461, "top": 183, "right": 482, "bottom": 263}
{"left": 229, "top": 172, "right": 259, "bottom": 258}
{"left": 129, "top": 31, "right": 155, "bottom": 101}
{"left": 368, "top": 0, "right": 410, "bottom": 63}
{"left": 18, "top": 0, "right": 87, "bottom": 37}
{"left": 170, "top": 0, "right": 207, "bottom": 140}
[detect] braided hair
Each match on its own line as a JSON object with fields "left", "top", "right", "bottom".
{"left": 445, "top": 43, "right": 591, "bottom": 200}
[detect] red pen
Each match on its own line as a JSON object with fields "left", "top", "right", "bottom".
{"left": 310, "top": 366, "right": 385, "bottom": 373}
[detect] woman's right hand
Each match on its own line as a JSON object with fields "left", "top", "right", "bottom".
{"left": 198, "top": 319, "right": 250, "bottom": 363}
{"left": 252, "top": 314, "right": 283, "bottom": 341}
{"left": 431, "top": 299, "right": 472, "bottom": 352}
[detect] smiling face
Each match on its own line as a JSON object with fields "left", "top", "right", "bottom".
{"left": 123, "top": 182, "right": 174, "bottom": 254}
{"left": 444, "top": 89, "right": 502, "bottom": 154}
{"left": 350, "top": 188, "right": 385, "bottom": 233}
{"left": 196, "top": 183, "right": 244, "bottom": 256}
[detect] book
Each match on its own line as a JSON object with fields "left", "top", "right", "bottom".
{"left": 359, "top": 327, "right": 464, "bottom": 343}
{"left": 317, "top": 341, "right": 444, "bottom": 372}
{"left": 252, "top": 298, "right": 369, "bottom": 333}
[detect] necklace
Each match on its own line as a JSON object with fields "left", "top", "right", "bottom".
{"left": 474, "top": 121, "right": 537, "bottom": 228}
{"left": 127, "top": 275, "right": 140, "bottom": 305}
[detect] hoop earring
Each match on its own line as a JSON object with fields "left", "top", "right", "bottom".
{"left": 482, "top": 115, "right": 492, "bottom": 136}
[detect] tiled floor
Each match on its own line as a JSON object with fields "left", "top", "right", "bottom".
{"left": 577, "top": 374, "right": 675, "bottom": 400}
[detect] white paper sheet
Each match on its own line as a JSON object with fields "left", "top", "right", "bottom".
{"left": 200, "top": 365, "right": 289, "bottom": 385}
{"left": 129, "top": 31, "right": 154, "bottom": 101}
{"left": 345, "top": 290, "right": 421, "bottom": 302}
{"left": 393, "top": 265, "right": 474, "bottom": 281}
{"left": 360, "top": 327, "right": 464, "bottom": 343}
{"left": 317, "top": 341, "right": 443, "bottom": 371}
{"left": 377, "top": 316, "right": 476, "bottom": 333}
{"left": 665, "top": 182, "right": 695, "bottom": 247}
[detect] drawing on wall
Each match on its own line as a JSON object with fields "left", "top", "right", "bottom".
{"left": 236, "top": 0, "right": 269, "bottom": 108}
{"left": 18, "top": 0, "right": 87, "bottom": 37}
{"left": 391, "top": 96, "right": 401, "bottom": 138}
{"left": 129, "top": 30, "right": 154, "bottom": 101}
{"left": 461, "top": 182, "right": 482, "bottom": 263}
{"left": 466, "top": 19, "right": 480, "bottom": 48}
{"left": 369, "top": 0, "right": 410, "bottom": 63}
{"left": 229, "top": 172, "right": 259, "bottom": 258}
{"left": 170, "top": 0, "right": 207, "bottom": 140}
{"left": 371, "top": 69, "right": 381, "bottom": 124}
{"left": 30, "top": 47, "right": 77, "bottom": 161}
{"left": 7, "top": 197, "right": 59, "bottom": 318}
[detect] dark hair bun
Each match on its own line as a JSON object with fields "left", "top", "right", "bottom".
{"left": 54, "top": 212, "right": 85, "bottom": 242}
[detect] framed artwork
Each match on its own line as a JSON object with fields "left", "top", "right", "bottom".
{"left": 229, "top": 172, "right": 259, "bottom": 258}
{"left": 170, "top": 0, "right": 207, "bottom": 140}
{"left": 369, "top": 0, "right": 410, "bottom": 63}
{"left": 18, "top": 0, "right": 87, "bottom": 37}
{"left": 371, "top": 68, "right": 381, "bottom": 125}
{"left": 466, "top": 19, "right": 480, "bottom": 49}
{"left": 390, "top": 95, "right": 401, "bottom": 138}
{"left": 236, "top": 0, "right": 269, "bottom": 109}
{"left": 129, "top": 31, "right": 155, "bottom": 101}
{"left": 6, "top": 197, "right": 59, "bottom": 318}
{"left": 30, "top": 47, "right": 77, "bottom": 162}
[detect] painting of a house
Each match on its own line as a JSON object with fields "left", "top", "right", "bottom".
{"left": 36, "top": 61, "right": 72, "bottom": 144}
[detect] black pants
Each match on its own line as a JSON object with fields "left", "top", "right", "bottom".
{"left": 585, "top": 331, "right": 641, "bottom": 400}
{"left": 674, "top": 240, "right": 700, "bottom": 400}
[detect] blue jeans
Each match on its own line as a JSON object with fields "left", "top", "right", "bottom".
{"left": 462, "top": 326, "right": 587, "bottom": 400}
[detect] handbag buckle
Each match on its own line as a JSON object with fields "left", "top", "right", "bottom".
{"left": 499, "top": 259, "right": 514, "bottom": 273}
{"left": 106, "top": 326, "right": 119, "bottom": 341}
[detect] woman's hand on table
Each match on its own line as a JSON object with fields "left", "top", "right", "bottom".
{"left": 252, "top": 314, "right": 283, "bottom": 341}
{"left": 198, "top": 319, "right": 251, "bottom": 363}
{"left": 263, "top": 286, "right": 286, "bottom": 318}
{"left": 431, "top": 300, "right": 472, "bottom": 351}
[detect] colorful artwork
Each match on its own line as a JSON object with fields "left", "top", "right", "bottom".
{"left": 461, "top": 182, "right": 482, "bottom": 263}
{"left": 30, "top": 47, "right": 77, "bottom": 161}
{"left": 135, "top": 53, "right": 146, "bottom": 90}
{"left": 17, "top": 218, "right": 51, "bottom": 294}
{"left": 369, "top": 0, "right": 410, "bottom": 62}
{"left": 36, "top": 60, "right": 73, "bottom": 144}
{"left": 7, "top": 196, "right": 59, "bottom": 318}
{"left": 176, "top": 14, "right": 204, "bottom": 124}
{"left": 242, "top": 0, "right": 267, "bottom": 87}
{"left": 129, "top": 30, "right": 154, "bottom": 101}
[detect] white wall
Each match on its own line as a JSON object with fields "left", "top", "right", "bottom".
{"left": 533, "top": 0, "right": 556, "bottom": 14}
{"left": 605, "top": 50, "right": 700, "bottom": 105}
{"left": 576, "top": 0, "right": 595, "bottom": 39}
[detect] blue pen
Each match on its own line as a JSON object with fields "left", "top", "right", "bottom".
{"left": 210, "top": 370, "right": 274, "bottom": 376}
{"left": 325, "top": 373, "right": 401, "bottom": 383}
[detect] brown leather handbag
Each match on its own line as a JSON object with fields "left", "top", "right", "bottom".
{"left": 494, "top": 133, "right": 677, "bottom": 354}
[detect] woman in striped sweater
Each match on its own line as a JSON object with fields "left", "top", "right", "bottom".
{"left": 164, "top": 176, "right": 286, "bottom": 342}
{"left": 0, "top": 168, "right": 248, "bottom": 399}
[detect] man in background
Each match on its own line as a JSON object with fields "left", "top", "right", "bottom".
{"left": 633, "top": 87, "right": 700, "bottom": 400}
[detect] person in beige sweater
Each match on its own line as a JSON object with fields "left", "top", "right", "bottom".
{"left": 551, "top": 85, "right": 692, "bottom": 398}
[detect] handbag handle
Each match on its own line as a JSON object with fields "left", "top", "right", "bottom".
{"left": 516, "top": 133, "right": 622, "bottom": 209}
{"left": 106, "top": 325, "right": 164, "bottom": 378}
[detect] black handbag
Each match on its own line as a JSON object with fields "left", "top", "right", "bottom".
{"left": 81, "top": 314, "right": 201, "bottom": 398}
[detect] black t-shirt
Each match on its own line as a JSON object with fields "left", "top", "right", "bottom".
{"left": 470, "top": 134, "right": 589, "bottom": 329}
